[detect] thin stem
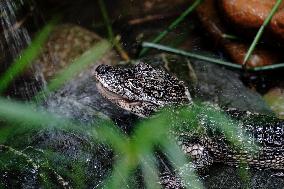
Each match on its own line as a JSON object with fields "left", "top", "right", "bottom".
{"left": 250, "top": 63, "right": 284, "bottom": 71}
{"left": 142, "top": 42, "right": 243, "bottom": 69}
{"left": 221, "top": 33, "right": 239, "bottom": 40}
{"left": 142, "top": 42, "right": 284, "bottom": 71}
{"left": 139, "top": 0, "right": 203, "bottom": 57}
{"left": 98, "top": 0, "right": 130, "bottom": 61}
{"left": 243, "top": 0, "right": 282, "bottom": 66}
{"left": 98, "top": 0, "right": 114, "bottom": 40}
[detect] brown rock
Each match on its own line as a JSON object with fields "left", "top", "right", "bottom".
{"left": 220, "top": 0, "right": 279, "bottom": 28}
{"left": 271, "top": 9, "right": 284, "bottom": 39}
{"left": 196, "top": 0, "right": 279, "bottom": 67}
{"left": 223, "top": 42, "right": 277, "bottom": 67}
{"left": 220, "top": 0, "right": 284, "bottom": 40}
{"left": 263, "top": 87, "right": 284, "bottom": 119}
{"left": 32, "top": 24, "right": 119, "bottom": 81}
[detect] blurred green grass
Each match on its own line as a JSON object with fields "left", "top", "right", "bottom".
{"left": 0, "top": 94, "right": 256, "bottom": 188}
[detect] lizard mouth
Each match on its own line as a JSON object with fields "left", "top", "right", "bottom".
{"left": 96, "top": 82, "right": 143, "bottom": 106}
{"left": 96, "top": 82, "right": 127, "bottom": 102}
{"left": 96, "top": 82, "right": 154, "bottom": 117}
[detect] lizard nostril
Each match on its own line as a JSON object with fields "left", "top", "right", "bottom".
{"left": 96, "top": 65, "right": 110, "bottom": 75}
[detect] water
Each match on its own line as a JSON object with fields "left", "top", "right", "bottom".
{"left": 0, "top": 0, "right": 31, "bottom": 59}
{"left": 0, "top": 0, "right": 41, "bottom": 99}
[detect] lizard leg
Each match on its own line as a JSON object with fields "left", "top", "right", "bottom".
{"left": 159, "top": 171, "right": 184, "bottom": 189}
{"left": 159, "top": 141, "right": 213, "bottom": 188}
{"left": 179, "top": 140, "right": 213, "bottom": 169}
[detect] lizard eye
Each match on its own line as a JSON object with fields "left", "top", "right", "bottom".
{"left": 135, "top": 62, "right": 152, "bottom": 71}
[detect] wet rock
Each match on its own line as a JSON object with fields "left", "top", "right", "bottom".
{"left": 1, "top": 71, "right": 134, "bottom": 188}
{"left": 220, "top": 0, "right": 284, "bottom": 40}
{"left": 0, "top": 146, "right": 39, "bottom": 189}
{"left": 220, "top": 0, "right": 283, "bottom": 28}
{"left": 205, "top": 164, "right": 284, "bottom": 189}
{"left": 196, "top": 0, "right": 281, "bottom": 67}
{"left": 2, "top": 129, "right": 113, "bottom": 189}
{"left": 271, "top": 9, "right": 284, "bottom": 40}
{"left": 191, "top": 59, "right": 272, "bottom": 114}
{"left": 32, "top": 24, "right": 119, "bottom": 81}
{"left": 264, "top": 87, "right": 284, "bottom": 119}
{"left": 223, "top": 42, "right": 278, "bottom": 67}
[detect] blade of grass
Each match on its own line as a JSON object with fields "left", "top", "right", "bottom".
{"left": 0, "top": 97, "right": 70, "bottom": 127}
{"left": 0, "top": 19, "right": 56, "bottom": 94}
{"left": 135, "top": 108, "right": 203, "bottom": 189}
{"left": 161, "top": 139, "right": 204, "bottom": 189}
{"left": 98, "top": 0, "right": 130, "bottom": 61}
{"left": 142, "top": 42, "right": 284, "bottom": 71}
{"left": 133, "top": 111, "right": 171, "bottom": 154}
{"left": 250, "top": 62, "right": 284, "bottom": 71}
{"left": 35, "top": 40, "right": 111, "bottom": 100}
{"left": 196, "top": 104, "right": 258, "bottom": 152}
{"left": 243, "top": 0, "right": 282, "bottom": 66}
{"left": 0, "top": 96, "right": 114, "bottom": 144}
{"left": 103, "top": 157, "right": 134, "bottom": 189}
{"left": 0, "top": 97, "right": 76, "bottom": 143}
{"left": 142, "top": 42, "right": 243, "bottom": 69}
{"left": 94, "top": 122, "right": 129, "bottom": 154}
{"left": 237, "top": 163, "right": 251, "bottom": 189}
{"left": 139, "top": 0, "right": 203, "bottom": 57}
{"left": 98, "top": 0, "right": 114, "bottom": 41}
{"left": 221, "top": 33, "right": 239, "bottom": 40}
{"left": 0, "top": 144, "right": 39, "bottom": 170}
{"left": 140, "top": 154, "right": 160, "bottom": 189}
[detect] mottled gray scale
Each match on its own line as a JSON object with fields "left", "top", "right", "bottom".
{"left": 227, "top": 109, "right": 284, "bottom": 147}
{"left": 242, "top": 117, "right": 284, "bottom": 147}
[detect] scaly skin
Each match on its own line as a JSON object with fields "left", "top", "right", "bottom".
{"left": 94, "top": 62, "right": 284, "bottom": 188}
